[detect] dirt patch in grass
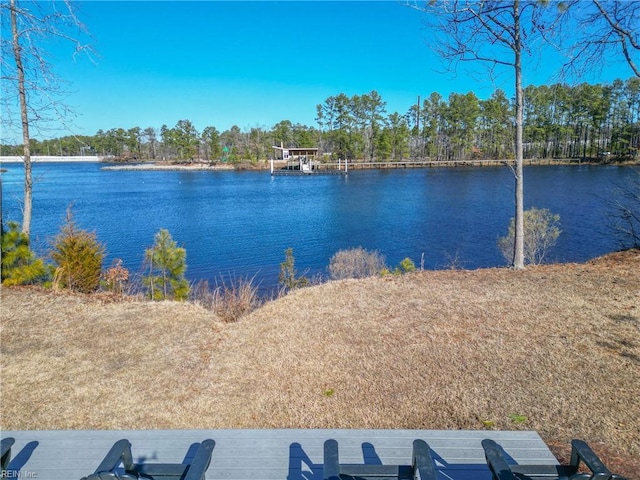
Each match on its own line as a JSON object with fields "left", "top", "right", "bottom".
{"left": 1, "top": 250, "right": 639, "bottom": 477}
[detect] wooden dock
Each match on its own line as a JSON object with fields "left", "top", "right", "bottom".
{"left": 271, "top": 169, "right": 347, "bottom": 176}
{"left": 2, "top": 429, "right": 558, "bottom": 480}
{"left": 340, "top": 159, "right": 558, "bottom": 169}
{"left": 269, "top": 158, "right": 564, "bottom": 175}
{"left": 346, "top": 160, "right": 509, "bottom": 169}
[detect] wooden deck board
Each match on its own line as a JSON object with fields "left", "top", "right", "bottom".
{"left": 2, "top": 429, "right": 558, "bottom": 480}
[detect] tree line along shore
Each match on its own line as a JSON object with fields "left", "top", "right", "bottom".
{"left": 2, "top": 156, "right": 638, "bottom": 171}
{"left": 1, "top": 78, "right": 639, "bottom": 166}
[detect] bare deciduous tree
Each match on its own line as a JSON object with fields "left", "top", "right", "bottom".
{"left": 1, "top": 0, "right": 91, "bottom": 237}
{"left": 407, "top": 0, "right": 562, "bottom": 269}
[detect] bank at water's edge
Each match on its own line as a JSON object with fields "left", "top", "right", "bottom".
{"left": 2, "top": 155, "right": 637, "bottom": 169}
{"left": 1, "top": 250, "right": 638, "bottom": 477}
{"left": 99, "top": 157, "right": 639, "bottom": 171}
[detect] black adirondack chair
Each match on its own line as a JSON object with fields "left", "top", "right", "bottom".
{"left": 482, "top": 438, "right": 628, "bottom": 480}
{"left": 80, "top": 438, "right": 215, "bottom": 480}
{"left": 1, "top": 437, "right": 15, "bottom": 471}
{"left": 323, "top": 439, "right": 438, "bottom": 480}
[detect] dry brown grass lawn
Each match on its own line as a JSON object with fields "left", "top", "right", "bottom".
{"left": 1, "top": 250, "right": 639, "bottom": 475}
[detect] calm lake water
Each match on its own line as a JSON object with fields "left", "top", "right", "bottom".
{"left": 0, "top": 162, "right": 633, "bottom": 292}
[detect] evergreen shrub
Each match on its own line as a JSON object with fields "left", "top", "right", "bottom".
{"left": 50, "top": 210, "right": 105, "bottom": 293}
{"left": 1, "top": 221, "right": 48, "bottom": 286}
{"left": 279, "top": 247, "right": 309, "bottom": 291}
{"left": 395, "top": 257, "right": 417, "bottom": 274}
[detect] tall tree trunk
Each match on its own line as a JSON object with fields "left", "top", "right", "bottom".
{"left": 513, "top": 0, "right": 525, "bottom": 270}
{"left": 10, "top": 0, "right": 32, "bottom": 238}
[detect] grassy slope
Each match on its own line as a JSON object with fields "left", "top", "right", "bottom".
{"left": 1, "top": 250, "right": 638, "bottom": 474}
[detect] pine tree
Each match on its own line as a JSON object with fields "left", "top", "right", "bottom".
{"left": 143, "top": 229, "right": 189, "bottom": 301}
{"left": 278, "top": 247, "right": 309, "bottom": 291}
{"left": 1, "top": 221, "right": 47, "bottom": 285}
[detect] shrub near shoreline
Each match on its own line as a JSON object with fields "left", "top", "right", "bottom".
{"left": 0, "top": 221, "right": 47, "bottom": 286}
{"left": 50, "top": 209, "right": 105, "bottom": 293}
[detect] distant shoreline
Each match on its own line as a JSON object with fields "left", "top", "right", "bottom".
{"left": 0, "top": 155, "right": 100, "bottom": 163}
{"left": 1, "top": 155, "right": 638, "bottom": 171}
{"left": 103, "top": 163, "right": 236, "bottom": 171}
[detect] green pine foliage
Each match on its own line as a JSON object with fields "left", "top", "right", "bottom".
{"left": 143, "top": 229, "right": 189, "bottom": 301}
{"left": 395, "top": 257, "right": 417, "bottom": 274}
{"left": 3, "top": 77, "right": 639, "bottom": 163}
{"left": 1, "top": 221, "right": 48, "bottom": 286}
{"left": 278, "top": 247, "right": 309, "bottom": 291}
{"left": 380, "top": 257, "right": 418, "bottom": 276}
{"left": 50, "top": 210, "right": 105, "bottom": 293}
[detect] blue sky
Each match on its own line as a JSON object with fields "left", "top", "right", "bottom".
{"left": 3, "top": 1, "right": 637, "bottom": 142}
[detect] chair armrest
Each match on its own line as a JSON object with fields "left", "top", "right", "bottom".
{"left": 1, "top": 437, "right": 15, "bottom": 471}
{"left": 412, "top": 440, "right": 437, "bottom": 480}
{"left": 184, "top": 439, "right": 216, "bottom": 480}
{"left": 569, "top": 440, "right": 612, "bottom": 475}
{"left": 481, "top": 439, "right": 517, "bottom": 480}
{"left": 323, "top": 439, "right": 340, "bottom": 480}
{"left": 93, "top": 439, "right": 134, "bottom": 474}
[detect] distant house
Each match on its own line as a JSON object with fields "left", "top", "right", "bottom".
{"left": 272, "top": 145, "right": 318, "bottom": 161}
{"left": 272, "top": 144, "right": 319, "bottom": 172}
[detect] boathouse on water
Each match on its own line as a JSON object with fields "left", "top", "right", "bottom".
{"left": 272, "top": 144, "right": 319, "bottom": 172}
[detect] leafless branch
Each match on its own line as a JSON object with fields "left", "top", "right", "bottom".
{"left": 407, "top": 1, "right": 565, "bottom": 84}
{"left": 1, "top": 0, "right": 94, "bottom": 139}
{"left": 561, "top": 0, "right": 639, "bottom": 80}
{"left": 593, "top": 0, "right": 640, "bottom": 77}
